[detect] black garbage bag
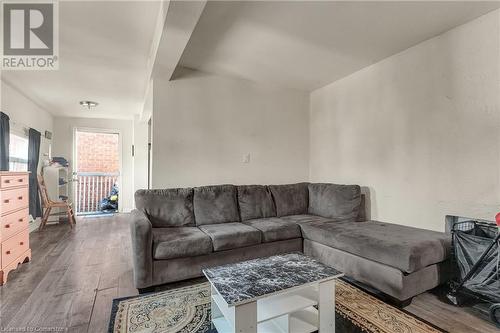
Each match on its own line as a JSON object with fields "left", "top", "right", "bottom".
{"left": 100, "top": 184, "right": 119, "bottom": 212}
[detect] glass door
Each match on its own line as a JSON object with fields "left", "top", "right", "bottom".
{"left": 73, "top": 128, "right": 121, "bottom": 215}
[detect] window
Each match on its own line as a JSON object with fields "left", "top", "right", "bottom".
{"left": 9, "top": 133, "right": 28, "bottom": 171}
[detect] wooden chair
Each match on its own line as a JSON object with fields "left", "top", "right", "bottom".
{"left": 37, "top": 174, "right": 76, "bottom": 230}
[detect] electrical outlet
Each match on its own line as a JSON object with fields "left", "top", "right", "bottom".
{"left": 243, "top": 153, "right": 250, "bottom": 163}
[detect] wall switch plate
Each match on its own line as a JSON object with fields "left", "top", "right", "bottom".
{"left": 243, "top": 153, "right": 250, "bottom": 163}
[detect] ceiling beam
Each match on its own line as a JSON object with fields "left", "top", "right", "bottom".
{"left": 154, "top": 0, "right": 207, "bottom": 79}
{"left": 140, "top": 0, "right": 206, "bottom": 121}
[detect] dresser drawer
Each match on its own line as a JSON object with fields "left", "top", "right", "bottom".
{"left": 0, "top": 208, "right": 29, "bottom": 241}
{"left": 0, "top": 174, "right": 29, "bottom": 189}
{"left": 0, "top": 187, "right": 29, "bottom": 215}
{"left": 1, "top": 228, "right": 29, "bottom": 269}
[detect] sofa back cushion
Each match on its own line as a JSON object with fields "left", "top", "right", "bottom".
{"left": 237, "top": 185, "right": 276, "bottom": 221}
{"left": 194, "top": 185, "right": 240, "bottom": 225}
{"left": 135, "top": 188, "right": 195, "bottom": 227}
{"left": 308, "top": 183, "right": 361, "bottom": 221}
{"left": 269, "top": 183, "right": 309, "bottom": 217}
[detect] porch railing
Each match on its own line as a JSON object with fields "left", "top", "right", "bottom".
{"left": 76, "top": 172, "right": 119, "bottom": 214}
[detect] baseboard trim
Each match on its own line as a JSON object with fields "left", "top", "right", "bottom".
{"left": 29, "top": 218, "right": 41, "bottom": 233}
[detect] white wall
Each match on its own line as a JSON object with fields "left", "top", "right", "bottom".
{"left": 133, "top": 79, "right": 153, "bottom": 192}
{"left": 152, "top": 68, "right": 309, "bottom": 188}
{"left": 2, "top": 80, "right": 54, "bottom": 230}
{"left": 1, "top": 81, "right": 54, "bottom": 172}
{"left": 133, "top": 115, "right": 149, "bottom": 192}
{"left": 309, "top": 10, "right": 500, "bottom": 232}
{"left": 52, "top": 117, "right": 134, "bottom": 212}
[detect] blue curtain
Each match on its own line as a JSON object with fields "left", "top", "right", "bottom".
{"left": 28, "top": 128, "right": 42, "bottom": 218}
{"left": 0, "top": 112, "right": 9, "bottom": 171}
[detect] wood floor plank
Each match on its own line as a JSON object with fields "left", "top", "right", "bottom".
{"left": 0, "top": 226, "right": 69, "bottom": 321}
{"left": 87, "top": 287, "right": 118, "bottom": 333}
{"left": 66, "top": 324, "right": 90, "bottom": 333}
{"left": 408, "top": 293, "right": 499, "bottom": 333}
{"left": 117, "top": 268, "right": 138, "bottom": 298}
{"left": 67, "top": 289, "right": 97, "bottom": 329}
{"left": 1, "top": 213, "right": 497, "bottom": 333}
{"left": 38, "top": 291, "right": 75, "bottom": 329}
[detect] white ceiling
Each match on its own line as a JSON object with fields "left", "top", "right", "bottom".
{"left": 2, "top": 1, "right": 160, "bottom": 119}
{"left": 4, "top": 1, "right": 500, "bottom": 119}
{"left": 180, "top": 1, "right": 500, "bottom": 91}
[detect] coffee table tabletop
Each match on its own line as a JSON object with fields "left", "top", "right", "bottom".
{"left": 203, "top": 252, "right": 343, "bottom": 306}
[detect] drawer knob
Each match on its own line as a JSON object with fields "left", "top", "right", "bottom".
{"left": 6, "top": 250, "right": 10, "bottom": 255}
{"left": 4, "top": 199, "right": 9, "bottom": 203}
{"left": 18, "top": 218, "right": 23, "bottom": 222}
{"left": 20, "top": 242, "right": 24, "bottom": 245}
{"left": 5, "top": 224, "right": 10, "bottom": 228}
{"left": 18, "top": 179, "right": 23, "bottom": 182}
{"left": 4, "top": 179, "right": 10, "bottom": 184}
{"left": 18, "top": 196, "right": 23, "bottom": 200}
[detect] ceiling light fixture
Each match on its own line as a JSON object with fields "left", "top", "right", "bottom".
{"left": 79, "top": 100, "right": 99, "bottom": 109}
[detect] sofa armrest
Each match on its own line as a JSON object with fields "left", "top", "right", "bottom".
{"left": 130, "top": 209, "right": 153, "bottom": 288}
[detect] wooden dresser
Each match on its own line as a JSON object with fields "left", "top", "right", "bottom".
{"left": 0, "top": 171, "right": 31, "bottom": 285}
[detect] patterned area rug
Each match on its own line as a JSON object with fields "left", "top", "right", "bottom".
{"left": 109, "top": 280, "right": 446, "bottom": 333}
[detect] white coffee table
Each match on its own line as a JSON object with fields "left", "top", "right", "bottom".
{"left": 203, "top": 253, "right": 343, "bottom": 333}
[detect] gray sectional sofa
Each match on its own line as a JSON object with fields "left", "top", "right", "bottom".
{"left": 130, "top": 182, "right": 451, "bottom": 303}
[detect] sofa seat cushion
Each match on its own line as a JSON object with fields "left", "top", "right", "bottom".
{"left": 135, "top": 188, "right": 195, "bottom": 227}
{"left": 308, "top": 183, "right": 361, "bottom": 221}
{"left": 199, "top": 222, "right": 262, "bottom": 251}
{"left": 279, "top": 214, "right": 333, "bottom": 225}
{"left": 194, "top": 185, "right": 240, "bottom": 225}
{"left": 269, "top": 183, "right": 309, "bottom": 217}
{"left": 237, "top": 185, "right": 276, "bottom": 221}
{"left": 300, "top": 220, "right": 451, "bottom": 273}
{"left": 243, "top": 218, "right": 302, "bottom": 242}
{"left": 153, "top": 227, "right": 212, "bottom": 260}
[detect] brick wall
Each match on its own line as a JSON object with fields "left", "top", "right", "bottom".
{"left": 77, "top": 132, "right": 119, "bottom": 173}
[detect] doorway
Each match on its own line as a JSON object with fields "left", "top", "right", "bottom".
{"left": 73, "top": 128, "right": 121, "bottom": 215}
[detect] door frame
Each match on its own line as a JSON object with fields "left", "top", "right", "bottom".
{"left": 72, "top": 126, "right": 123, "bottom": 213}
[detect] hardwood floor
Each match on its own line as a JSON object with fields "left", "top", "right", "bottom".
{"left": 0, "top": 214, "right": 497, "bottom": 332}
{"left": 0, "top": 214, "right": 137, "bottom": 332}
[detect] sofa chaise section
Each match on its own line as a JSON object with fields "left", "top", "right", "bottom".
{"left": 304, "top": 239, "right": 449, "bottom": 302}
{"left": 300, "top": 183, "right": 451, "bottom": 303}
{"left": 300, "top": 220, "right": 451, "bottom": 273}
